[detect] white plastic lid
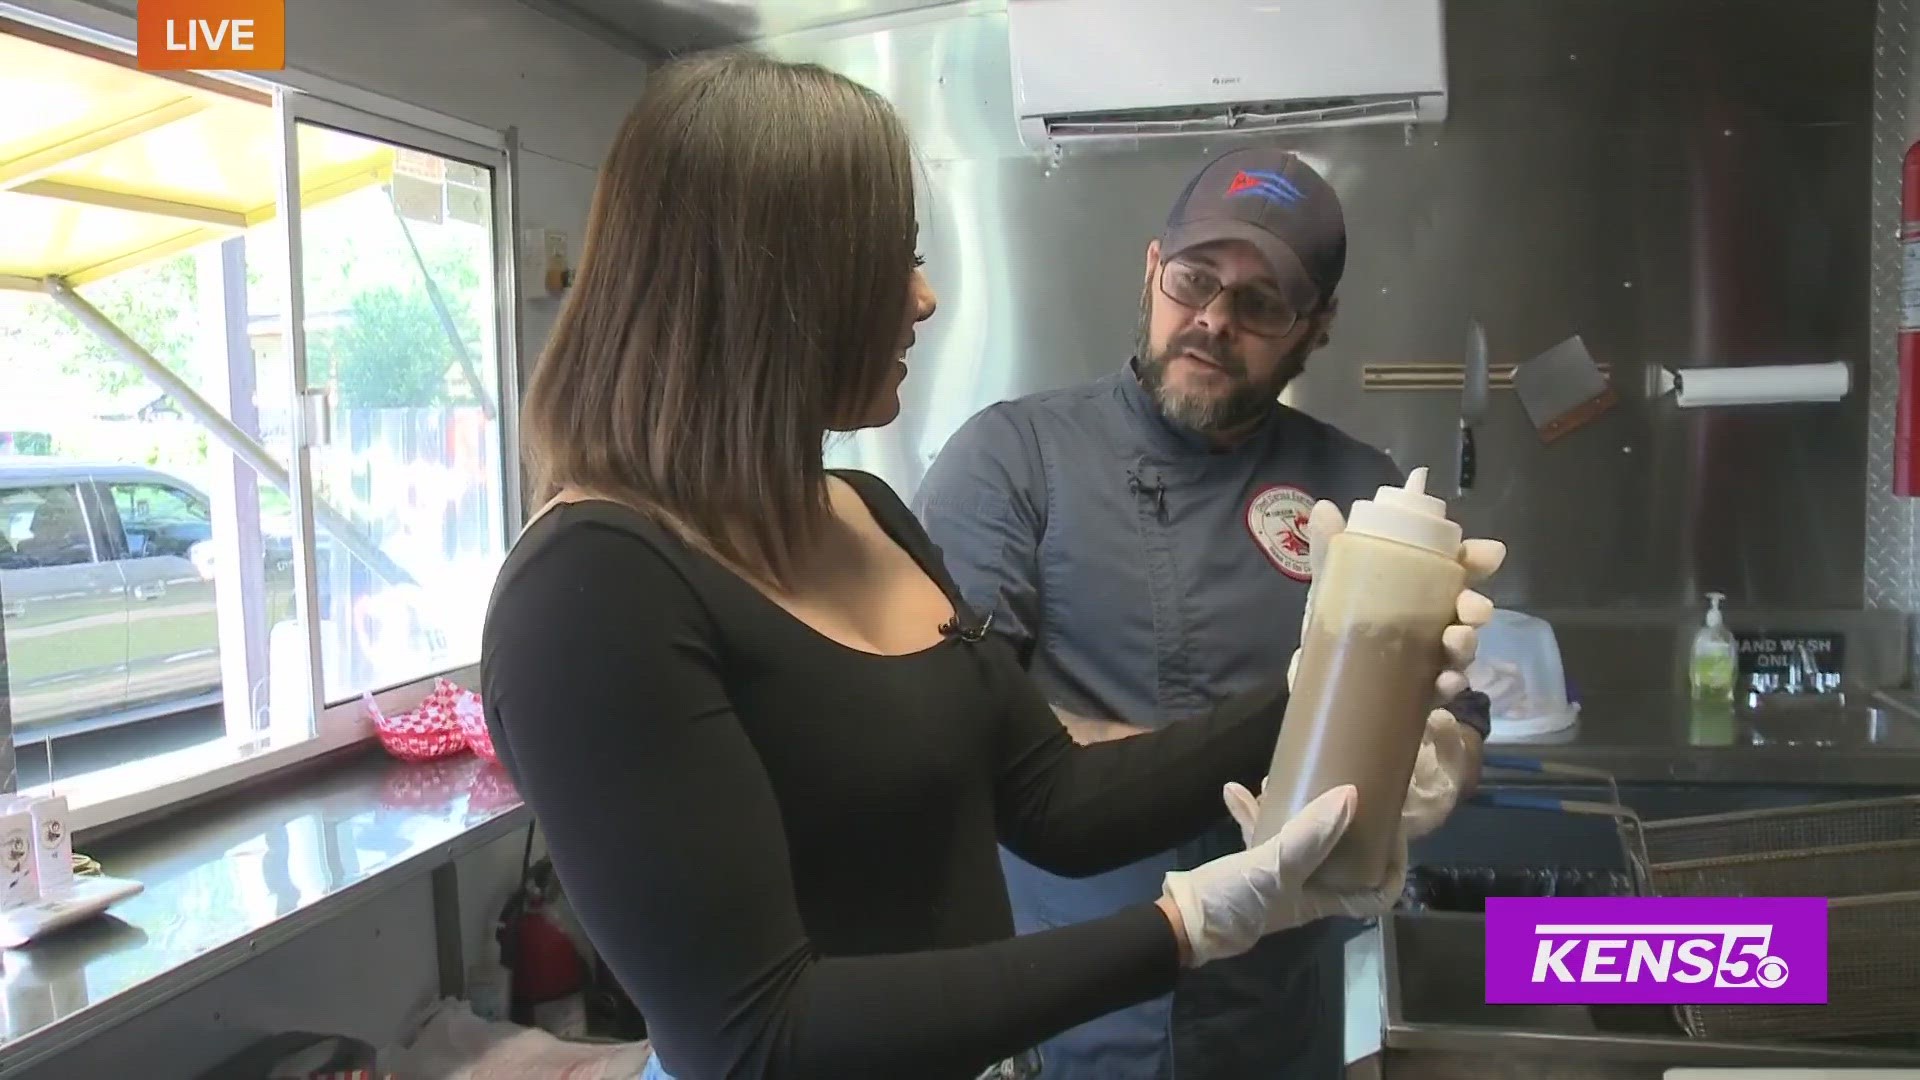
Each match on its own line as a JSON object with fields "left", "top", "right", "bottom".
{"left": 1343, "top": 466, "right": 1463, "bottom": 557}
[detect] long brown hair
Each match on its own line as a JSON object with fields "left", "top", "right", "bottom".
{"left": 521, "top": 49, "right": 917, "bottom": 586}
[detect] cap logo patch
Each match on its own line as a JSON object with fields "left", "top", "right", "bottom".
{"left": 1224, "top": 168, "right": 1304, "bottom": 205}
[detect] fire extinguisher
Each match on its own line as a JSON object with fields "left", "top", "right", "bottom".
{"left": 493, "top": 827, "right": 588, "bottom": 1030}
{"left": 504, "top": 890, "right": 585, "bottom": 1020}
{"left": 1898, "top": 140, "right": 1920, "bottom": 495}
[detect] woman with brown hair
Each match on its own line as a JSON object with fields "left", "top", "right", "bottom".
{"left": 482, "top": 49, "right": 1499, "bottom": 1080}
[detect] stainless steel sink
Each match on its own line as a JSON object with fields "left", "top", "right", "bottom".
{"left": 1743, "top": 696, "right": 1920, "bottom": 749}
{"left": 1375, "top": 911, "right": 1920, "bottom": 1071}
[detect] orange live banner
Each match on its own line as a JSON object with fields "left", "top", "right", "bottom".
{"left": 137, "top": 0, "right": 286, "bottom": 71}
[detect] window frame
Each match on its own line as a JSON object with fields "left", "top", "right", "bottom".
{"left": 0, "top": 4, "right": 525, "bottom": 835}
{"left": 277, "top": 92, "right": 522, "bottom": 713}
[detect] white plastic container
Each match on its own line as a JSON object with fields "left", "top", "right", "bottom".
{"left": 1253, "top": 467, "right": 1466, "bottom": 888}
{"left": 1466, "top": 609, "right": 1580, "bottom": 743}
{"left": 26, "top": 796, "right": 71, "bottom": 896}
{"left": 0, "top": 806, "right": 36, "bottom": 909}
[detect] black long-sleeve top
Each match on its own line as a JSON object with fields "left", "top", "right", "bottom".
{"left": 478, "top": 471, "right": 1290, "bottom": 1080}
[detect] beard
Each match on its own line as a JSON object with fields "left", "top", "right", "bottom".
{"left": 1132, "top": 282, "right": 1314, "bottom": 436}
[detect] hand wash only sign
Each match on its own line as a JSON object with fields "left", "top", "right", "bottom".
{"left": 138, "top": 0, "right": 286, "bottom": 71}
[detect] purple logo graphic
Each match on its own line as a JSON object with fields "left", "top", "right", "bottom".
{"left": 1484, "top": 896, "right": 1827, "bottom": 1005}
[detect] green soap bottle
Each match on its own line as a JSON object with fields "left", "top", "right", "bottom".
{"left": 1689, "top": 591, "right": 1737, "bottom": 708}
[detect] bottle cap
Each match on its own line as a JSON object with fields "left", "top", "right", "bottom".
{"left": 1344, "top": 467, "right": 1463, "bottom": 558}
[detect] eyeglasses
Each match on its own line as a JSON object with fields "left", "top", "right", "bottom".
{"left": 1158, "top": 260, "right": 1312, "bottom": 338}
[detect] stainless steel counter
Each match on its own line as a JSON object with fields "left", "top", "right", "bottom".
{"left": 1345, "top": 913, "right": 1920, "bottom": 1078}
{"left": 1357, "top": 688, "right": 1920, "bottom": 1074}
{"left": 0, "top": 749, "right": 527, "bottom": 1074}
{"left": 1479, "top": 689, "right": 1920, "bottom": 787}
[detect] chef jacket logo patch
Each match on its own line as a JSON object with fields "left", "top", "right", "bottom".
{"left": 1245, "top": 484, "right": 1315, "bottom": 582}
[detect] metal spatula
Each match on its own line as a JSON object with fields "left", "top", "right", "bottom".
{"left": 1512, "top": 334, "right": 1618, "bottom": 444}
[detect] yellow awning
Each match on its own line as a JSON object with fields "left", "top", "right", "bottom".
{"left": 0, "top": 26, "right": 395, "bottom": 290}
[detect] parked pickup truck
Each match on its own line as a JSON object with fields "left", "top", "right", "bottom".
{"left": 0, "top": 456, "right": 310, "bottom": 741}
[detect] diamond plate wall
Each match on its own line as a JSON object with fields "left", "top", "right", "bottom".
{"left": 1867, "top": 0, "right": 1920, "bottom": 676}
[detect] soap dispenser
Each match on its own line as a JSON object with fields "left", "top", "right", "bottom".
{"left": 1689, "top": 592, "right": 1737, "bottom": 709}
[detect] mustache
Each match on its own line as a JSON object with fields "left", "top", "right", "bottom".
{"left": 1163, "top": 329, "right": 1242, "bottom": 375}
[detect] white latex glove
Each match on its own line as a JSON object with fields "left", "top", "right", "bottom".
{"left": 1285, "top": 500, "right": 1507, "bottom": 705}
{"left": 1225, "top": 707, "right": 1481, "bottom": 852}
{"left": 1401, "top": 708, "right": 1482, "bottom": 839}
{"left": 1162, "top": 785, "right": 1400, "bottom": 968}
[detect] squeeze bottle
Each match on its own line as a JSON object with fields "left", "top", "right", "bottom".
{"left": 1251, "top": 467, "right": 1466, "bottom": 889}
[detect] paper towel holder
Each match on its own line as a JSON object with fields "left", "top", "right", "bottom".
{"left": 1653, "top": 361, "right": 1852, "bottom": 409}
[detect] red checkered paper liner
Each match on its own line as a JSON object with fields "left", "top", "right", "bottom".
{"left": 363, "top": 685, "right": 467, "bottom": 762}
{"left": 443, "top": 677, "right": 499, "bottom": 763}
{"left": 363, "top": 679, "right": 497, "bottom": 763}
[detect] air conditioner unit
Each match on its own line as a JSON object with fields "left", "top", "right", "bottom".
{"left": 1008, "top": 0, "right": 1449, "bottom": 154}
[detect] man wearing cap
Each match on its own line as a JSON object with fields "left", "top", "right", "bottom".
{"left": 913, "top": 148, "right": 1495, "bottom": 1078}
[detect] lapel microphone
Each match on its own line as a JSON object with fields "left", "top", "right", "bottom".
{"left": 1127, "top": 467, "right": 1168, "bottom": 520}
{"left": 938, "top": 608, "right": 995, "bottom": 643}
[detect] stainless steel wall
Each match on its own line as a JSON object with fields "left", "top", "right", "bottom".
{"left": 770, "top": 0, "right": 1876, "bottom": 612}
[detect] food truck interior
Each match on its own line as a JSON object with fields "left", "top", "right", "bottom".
{"left": 1, "top": 0, "right": 1919, "bottom": 1076}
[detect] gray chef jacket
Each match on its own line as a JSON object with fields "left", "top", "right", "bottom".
{"left": 912, "top": 359, "right": 1407, "bottom": 1080}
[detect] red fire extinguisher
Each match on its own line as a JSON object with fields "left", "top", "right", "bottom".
{"left": 505, "top": 892, "right": 586, "bottom": 1017}
{"left": 1898, "top": 140, "right": 1920, "bottom": 495}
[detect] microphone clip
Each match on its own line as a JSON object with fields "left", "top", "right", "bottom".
{"left": 939, "top": 609, "right": 995, "bottom": 643}
{"left": 1128, "top": 469, "right": 1168, "bottom": 522}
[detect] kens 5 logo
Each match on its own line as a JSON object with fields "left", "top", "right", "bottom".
{"left": 1484, "top": 896, "right": 1828, "bottom": 1005}
{"left": 138, "top": 0, "right": 286, "bottom": 71}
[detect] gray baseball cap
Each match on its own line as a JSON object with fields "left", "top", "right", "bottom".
{"left": 1160, "top": 147, "right": 1347, "bottom": 305}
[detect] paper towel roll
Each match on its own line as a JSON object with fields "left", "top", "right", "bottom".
{"left": 1664, "top": 362, "right": 1851, "bottom": 407}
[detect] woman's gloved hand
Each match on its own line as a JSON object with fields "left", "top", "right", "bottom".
{"left": 1223, "top": 707, "right": 1479, "bottom": 852}
{"left": 1161, "top": 785, "right": 1400, "bottom": 968}
{"left": 1285, "top": 499, "right": 1507, "bottom": 704}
